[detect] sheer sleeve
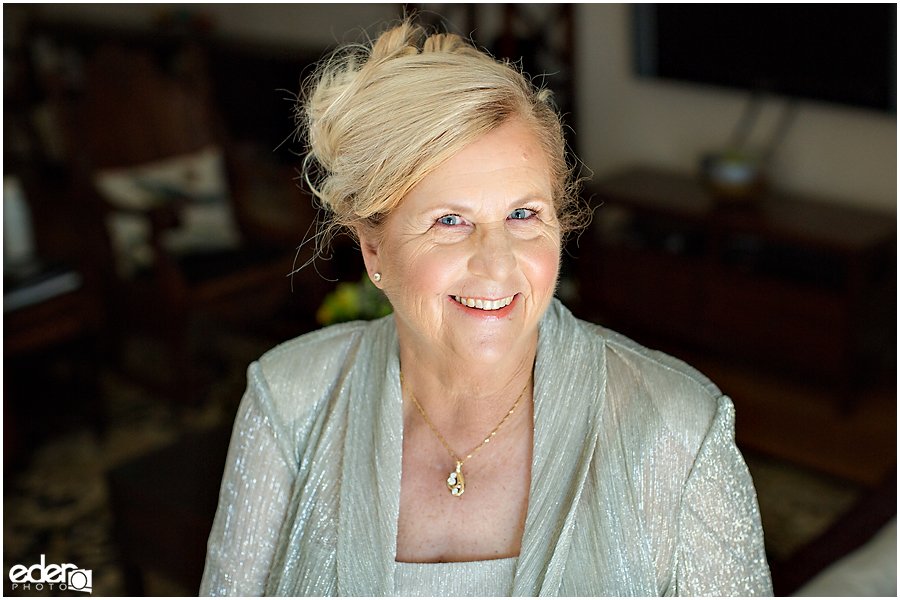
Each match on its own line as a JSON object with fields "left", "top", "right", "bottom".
{"left": 200, "top": 367, "right": 296, "bottom": 596}
{"left": 673, "top": 397, "right": 773, "bottom": 596}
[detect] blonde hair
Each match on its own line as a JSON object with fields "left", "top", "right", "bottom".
{"left": 297, "top": 19, "right": 586, "bottom": 252}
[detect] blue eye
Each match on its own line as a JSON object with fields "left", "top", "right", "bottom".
{"left": 438, "top": 215, "right": 463, "bottom": 226}
{"left": 509, "top": 208, "right": 534, "bottom": 220}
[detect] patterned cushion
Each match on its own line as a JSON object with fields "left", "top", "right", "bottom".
{"left": 95, "top": 146, "right": 241, "bottom": 278}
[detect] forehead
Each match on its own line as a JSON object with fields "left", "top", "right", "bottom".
{"left": 406, "top": 120, "right": 553, "bottom": 208}
{"left": 448, "top": 120, "right": 548, "bottom": 173}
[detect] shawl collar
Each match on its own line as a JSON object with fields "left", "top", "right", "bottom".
{"left": 513, "top": 300, "right": 608, "bottom": 595}
{"left": 336, "top": 317, "right": 403, "bottom": 596}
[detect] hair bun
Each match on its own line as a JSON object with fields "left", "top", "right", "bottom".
{"left": 369, "top": 21, "right": 422, "bottom": 62}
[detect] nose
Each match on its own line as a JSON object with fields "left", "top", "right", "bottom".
{"left": 468, "top": 222, "right": 517, "bottom": 282}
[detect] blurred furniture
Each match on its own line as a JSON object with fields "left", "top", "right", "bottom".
{"left": 792, "top": 519, "right": 896, "bottom": 596}
{"left": 579, "top": 168, "right": 896, "bottom": 408}
{"left": 3, "top": 171, "right": 108, "bottom": 466}
{"left": 4, "top": 268, "right": 101, "bottom": 356}
{"left": 771, "top": 466, "right": 896, "bottom": 595}
{"left": 4, "top": 276, "right": 106, "bottom": 465}
{"left": 49, "top": 42, "right": 321, "bottom": 402}
{"left": 107, "top": 426, "right": 232, "bottom": 595}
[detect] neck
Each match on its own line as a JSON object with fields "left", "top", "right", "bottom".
{"left": 396, "top": 326, "right": 537, "bottom": 431}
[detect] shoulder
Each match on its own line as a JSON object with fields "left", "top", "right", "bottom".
{"left": 604, "top": 326, "right": 719, "bottom": 447}
{"left": 607, "top": 325, "right": 718, "bottom": 439}
{"left": 544, "top": 300, "right": 720, "bottom": 447}
{"left": 250, "top": 316, "right": 392, "bottom": 434}
{"left": 257, "top": 319, "right": 371, "bottom": 387}
{"left": 600, "top": 324, "right": 720, "bottom": 404}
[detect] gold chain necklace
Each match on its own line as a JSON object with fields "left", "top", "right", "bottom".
{"left": 399, "top": 370, "right": 529, "bottom": 497}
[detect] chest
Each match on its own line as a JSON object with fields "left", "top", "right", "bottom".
{"left": 395, "top": 414, "right": 533, "bottom": 563}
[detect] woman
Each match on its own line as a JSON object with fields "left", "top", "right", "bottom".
{"left": 201, "top": 21, "right": 772, "bottom": 596}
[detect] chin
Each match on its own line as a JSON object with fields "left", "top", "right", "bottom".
{"left": 451, "top": 328, "right": 535, "bottom": 366}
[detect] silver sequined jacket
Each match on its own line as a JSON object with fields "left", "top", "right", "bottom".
{"left": 200, "top": 299, "right": 773, "bottom": 596}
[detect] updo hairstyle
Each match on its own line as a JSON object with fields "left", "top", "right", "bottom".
{"left": 297, "top": 19, "right": 584, "bottom": 251}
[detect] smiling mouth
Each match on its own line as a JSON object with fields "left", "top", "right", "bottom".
{"left": 452, "top": 295, "right": 515, "bottom": 311}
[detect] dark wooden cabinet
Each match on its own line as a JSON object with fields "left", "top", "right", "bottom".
{"left": 577, "top": 168, "right": 896, "bottom": 396}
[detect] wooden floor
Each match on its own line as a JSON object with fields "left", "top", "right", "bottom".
{"left": 682, "top": 353, "right": 896, "bottom": 488}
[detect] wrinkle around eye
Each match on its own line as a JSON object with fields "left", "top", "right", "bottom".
{"left": 507, "top": 215, "right": 560, "bottom": 243}
{"left": 429, "top": 220, "right": 473, "bottom": 244}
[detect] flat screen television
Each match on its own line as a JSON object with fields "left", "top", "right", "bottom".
{"left": 634, "top": 4, "right": 896, "bottom": 114}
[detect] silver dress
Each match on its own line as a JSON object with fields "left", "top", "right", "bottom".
{"left": 200, "top": 299, "right": 773, "bottom": 596}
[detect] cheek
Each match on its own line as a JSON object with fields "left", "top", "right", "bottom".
{"left": 383, "top": 243, "right": 467, "bottom": 303}
{"left": 521, "top": 236, "right": 561, "bottom": 294}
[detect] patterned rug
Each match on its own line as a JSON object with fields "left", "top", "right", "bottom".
{"left": 4, "top": 324, "right": 270, "bottom": 597}
{"left": 3, "top": 325, "right": 864, "bottom": 596}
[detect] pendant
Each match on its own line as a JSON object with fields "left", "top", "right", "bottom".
{"left": 446, "top": 461, "right": 465, "bottom": 497}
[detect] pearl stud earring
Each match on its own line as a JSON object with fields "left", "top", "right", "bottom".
{"left": 372, "top": 273, "right": 381, "bottom": 282}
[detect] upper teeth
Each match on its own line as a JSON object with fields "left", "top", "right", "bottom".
{"left": 453, "top": 295, "right": 514, "bottom": 310}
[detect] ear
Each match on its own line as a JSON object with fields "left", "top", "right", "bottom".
{"left": 357, "top": 229, "right": 383, "bottom": 288}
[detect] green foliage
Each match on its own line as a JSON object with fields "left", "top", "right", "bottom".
{"left": 316, "top": 272, "right": 393, "bottom": 326}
